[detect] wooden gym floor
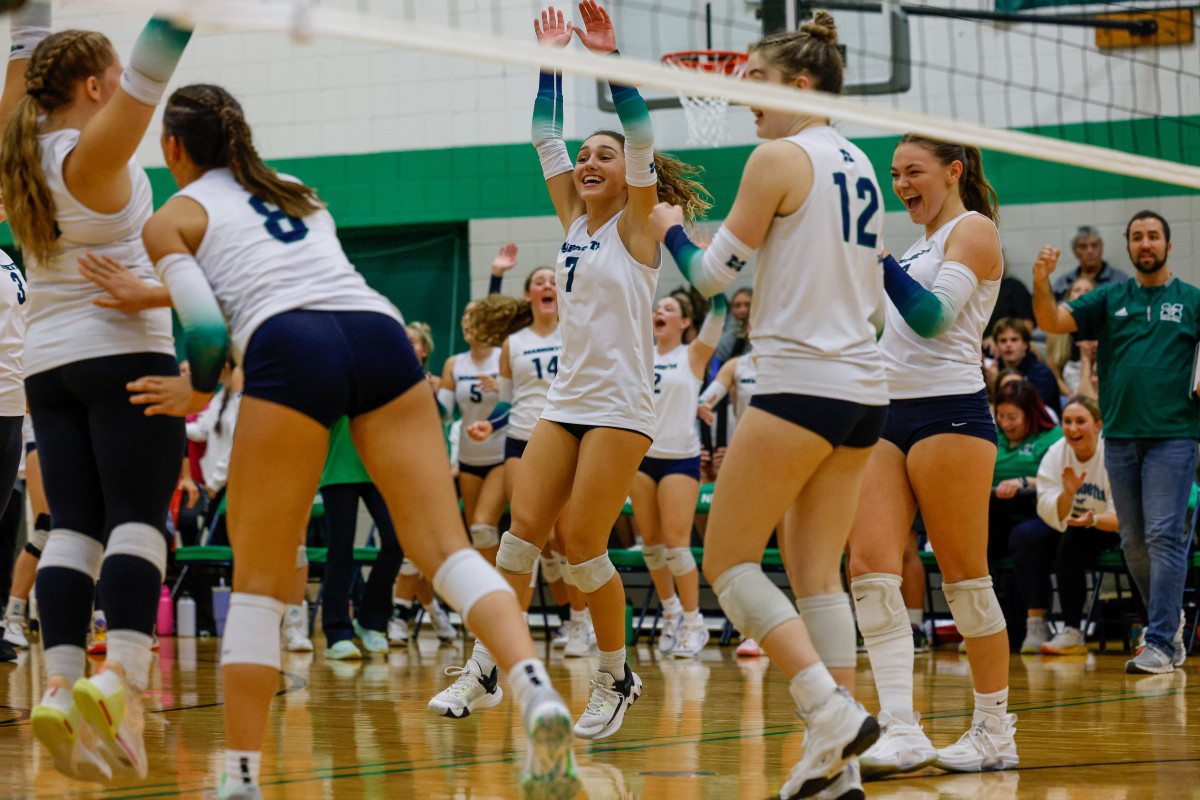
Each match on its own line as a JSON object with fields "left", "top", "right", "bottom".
{"left": 1, "top": 633, "right": 1198, "bottom": 799}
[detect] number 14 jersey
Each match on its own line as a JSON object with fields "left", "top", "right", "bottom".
{"left": 507, "top": 326, "right": 562, "bottom": 441}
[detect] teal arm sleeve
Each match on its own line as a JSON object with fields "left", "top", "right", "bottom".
{"left": 663, "top": 224, "right": 752, "bottom": 297}
{"left": 608, "top": 68, "right": 655, "bottom": 187}
{"left": 156, "top": 253, "right": 229, "bottom": 393}
{"left": 121, "top": 16, "right": 193, "bottom": 106}
{"left": 881, "top": 254, "right": 978, "bottom": 339}
{"left": 484, "top": 377, "right": 513, "bottom": 430}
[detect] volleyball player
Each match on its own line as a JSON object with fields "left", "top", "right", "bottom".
{"left": 632, "top": 293, "right": 724, "bottom": 658}
{"left": 649, "top": 14, "right": 886, "bottom": 797}
{"left": 0, "top": 6, "right": 192, "bottom": 780}
{"left": 847, "top": 135, "right": 1013, "bottom": 777}
{"left": 3, "top": 417, "right": 47, "bottom": 651}
{"left": 123, "top": 84, "right": 579, "bottom": 800}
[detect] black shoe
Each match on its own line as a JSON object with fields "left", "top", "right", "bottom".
{"left": 912, "top": 625, "right": 929, "bottom": 654}
{"left": 0, "top": 638, "right": 16, "bottom": 662}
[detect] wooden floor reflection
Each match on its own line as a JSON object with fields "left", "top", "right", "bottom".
{"left": 2, "top": 635, "right": 1198, "bottom": 799}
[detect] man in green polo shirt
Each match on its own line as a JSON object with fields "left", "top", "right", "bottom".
{"left": 1033, "top": 210, "right": 1199, "bottom": 675}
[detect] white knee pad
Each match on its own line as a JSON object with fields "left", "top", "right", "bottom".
{"left": 850, "top": 573, "right": 910, "bottom": 648}
{"left": 295, "top": 544, "right": 308, "bottom": 569}
{"left": 642, "top": 543, "right": 667, "bottom": 571}
{"left": 496, "top": 531, "right": 541, "bottom": 575}
{"left": 105, "top": 522, "right": 168, "bottom": 579}
{"left": 28, "top": 524, "right": 49, "bottom": 553}
{"left": 558, "top": 553, "right": 576, "bottom": 587}
{"left": 539, "top": 554, "right": 563, "bottom": 583}
{"left": 943, "top": 576, "right": 1006, "bottom": 639}
{"left": 469, "top": 524, "right": 500, "bottom": 550}
{"left": 566, "top": 553, "right": 616, "bottom": 594}
{"left": 433, "top": 548, "right": 515, "bottom": 624}
{"left": 712, "top": 563, "right": 798, "bottom": 644}
{"left": 221, "top": 593, "right": 284, "bottom": 671}
{"left": 666, "top": 547, "right": 697, "bottom": 576}
{"left": 39, "top": 530, "right": 104, "bottom": 580}
{"left": 399, "top": 557, "right": 421, "bottom": 577}
{"left": 795, "top": 593, "right": 857, "bottom": 669}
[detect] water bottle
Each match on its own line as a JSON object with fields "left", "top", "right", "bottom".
{"left": 212, "top": 577, "right": 231, "bottom": 637}
{"left": 157, "top": 585, "right": 175, "bottom": 636}
{"left": 176, "top": 592, "right": 197, "bottom": 638}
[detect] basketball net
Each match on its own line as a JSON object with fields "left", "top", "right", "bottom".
{"left": 662, "top": 51, "right": 748, "bottom": 148}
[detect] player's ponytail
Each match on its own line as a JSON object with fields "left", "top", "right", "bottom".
{"left": 898, "top": 134, "right": 999, "bottom": 223}
{"left": 164, "top": 84, "right": 323, "bottom": 219}
{"left": 469, "top": 294, "right": 534, "bottom": 346}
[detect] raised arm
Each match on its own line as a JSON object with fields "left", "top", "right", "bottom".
{"left": 532, "top": 7, "right": 584, "bottom": 232}
{"left": 1032, "top": 246, "right": 1078, "bottom": 334}
{"left": 0, "top": 0, "right": 50, "bottom": 131}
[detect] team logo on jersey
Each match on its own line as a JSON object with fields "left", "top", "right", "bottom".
{"left": 840, "top": 149, "right": 855, "bottom": 164}
{"left": 726, "top": 254, "right": 746, "bottom": 272}
{"left": 1160, "top": 303, "right": 1183, "bottom": 323}
{"left": 1115, "top": 307, "right": 1128, "bottom": 317}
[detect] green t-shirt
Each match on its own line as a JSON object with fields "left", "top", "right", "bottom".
{"left": 1067, "top": 277, "right": 1200, "bottom": 439}
{"left": 994, "top": 427, "right": 1062, "bottom": 485}
{"left": 320, "top": 417, "right": 371, "bottom": 487}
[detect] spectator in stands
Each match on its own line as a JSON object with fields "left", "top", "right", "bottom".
{"left": 986, "top": 318, "right": 1060, "bottom": 411}
{"left": 713, "top": 287, "right": 753, "bottom": 363}
{"left": 1046, "top": 276, "right": 1096, "bottom": 398}
{"left": 1034, "top": 209, "right": 1200, "bottom": 675}
{"left": 1009, "top": 396, "right": 1118, "bottom": 654}
{"left": 984, "top": 260, "right": 1034, "bottom": 346}
{"left": 1051, "top": 226, "right": 1131, "bottom": 302}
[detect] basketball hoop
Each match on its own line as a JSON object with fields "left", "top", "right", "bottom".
{"left": 661, "top": 50, "right": 748, "bottom": 148}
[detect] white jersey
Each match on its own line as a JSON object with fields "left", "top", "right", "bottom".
{"left": 750, "top": 127, "right": 888, "bottom": 405}
{"left": 0, "top": 251, "right": 26, "bottom": 416}
{"left": 733, "top": 354, "right": 757, "bottom": 422}
{"left": 453, "top": 348, "right": 505, "bottom": 466}
{"left": 24, "top": 130, "right": 174, "bottom": 376}
{"left": 881, "top": 211, "right": 1001, "bottom": 399}
{"left": 175, "top": 169, "right": 401, "bottom": 362}
{"left": 647, "top": 344, "right": 701, "bottom": 459}
{"left": 506, "top": 326, "right": 562, "bottom": 441}
{"left": 542, "top": 212, "right": 659, "bottom": 440}
{"left": 1036, "top": 438, "right": 1114, "bottom": 533}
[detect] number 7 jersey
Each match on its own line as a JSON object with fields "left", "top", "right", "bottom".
{"left": 175, "top": 168, "right": 401, "bottom": 361}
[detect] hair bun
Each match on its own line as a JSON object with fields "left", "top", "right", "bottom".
{"left": 801, "top": 10, "right": 837, "bottom": 45}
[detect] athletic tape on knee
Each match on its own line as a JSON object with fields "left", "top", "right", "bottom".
{"left": 28, "top": 523, "right": 48, "bottom": 552}
{"left": 220, "top": 593, "right": 284, "bottom": 670}
{"left": 433, "top": 548, "right": 515, "bottom": 623}
{"left": 850, "top": 573, "right": 911, "bottom": 648}
{"left": 469, "top": 524, "right": 500, "bottom": 550}
{"left": 39, "top": 530, "right": 104, "bottom": 580}
{"left": 106, "top": 629, "right": 154, "bottom": 692}
{"left": 558, "top": 553, "right": 576, "bottom": 586}
{"left": 712, "top": 562, "right": 798, "bottom": 644}
{"left": 665, "top": 547, "right": 697, "bottom": 576}
{"left": 496, "top": 531, "right": 541, "bottom": 575}
{"left": 566, "top": 553, "right": 616, "bottom": 594}
{"left": 105, "top": 522, "right": 168, "bottom": 579}
{"left": 795, "top": 593, "right": 857, "bottom": 669}
{"left": 943, "top": 576, "right": 1006, "bottom": 639}
{"left": 295, "top": 545, "right": 308, "bottom": 569}
{"left": 642, "top": 543, "right": 667, "bottom": 571}
{"left": 539, "top": 554, "right": 563, "bottom": 583}
{"left": 399, "top": 557, "right": 420, "bottom": 577}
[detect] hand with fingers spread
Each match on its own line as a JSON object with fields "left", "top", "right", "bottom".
{"left": 692, "top": 226, "right": 713, "bottom": 249}
{"left": 79, "top": 251, "right": 171, "bottom": 313}
{"left": 1061, "top": 466, "right": 1087, "bottom": 497}
{"left": 179, "top": 475, "right": 201, "bottom": 509}
{"left": 573, "top": 0, "right": 616, "bottom": 53}
{"left": 534, "top": 5, "right": 574, "bottom": 47}
{"left": 491, "top": 243, "right": 519, "bottom": 277}
{"left": 127, "top": 374, "right": 211, "bottom": 417}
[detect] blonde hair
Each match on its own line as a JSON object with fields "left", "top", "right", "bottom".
{"left": 589, "top": 130, "right": 712, "bottom": 223}
{"left": 467, "top": 294, "right": 533, "bottom": 347}
{"left": 0, "top": 30, "right": 117, "bottom": 265}
{"left": 750, "top": 11, "right": 843, "bottom": 94}
{"left": 406, "top": 321, "right": 434, "bottom": 365}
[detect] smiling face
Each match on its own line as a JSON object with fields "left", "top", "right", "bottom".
{"left": 1061, "top": 402, "right": 1101, "bottom": 459}
{"left": 743, "top": 50, "right": 810, "bottom": 140}
{"left": 652, "top": 296, "right": 689, "bottom": 343}
{"left": 891, "top": 142, "right": 961, "bottom": 227}
{"left": 996, "top": 328, "right": 1028, "bottom": 367}
{"left": 525, "top": 268, "right": 558, "bottom": 320}
{"left": 574, "top": 134, "right": 626, "bottom": 201}
{"left": 995, "top": 402, "right": 1027, "bottom": 442}
{"left": 1126, "top": 217, "right": 1170, "bottom": 275}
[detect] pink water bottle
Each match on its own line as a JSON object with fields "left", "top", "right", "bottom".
{"left": 157, "top": 585, "right": 175, "bottom": 636}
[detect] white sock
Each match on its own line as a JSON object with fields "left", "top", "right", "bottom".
{"left": 663, "top": 595, "right": 683, "bottom": 617}
{"left": 5, "top": 596, "right": 25, "bottom": 619}
{"left": 598, "top": 647, "right": 625, "bottom": 678}
{"left": 788, "top": 662, "right": 838, "bottom": 717}
{"left": 106, "top": 630, "right": 154, "bottom": 692}
{"left": 866, "top": 635, "right": 916, "bottom": 723}
{"left": 393, "top": 597, "right": 412, "bottom": 609}
{"left": 510, "top": 657, "right": 551, "bottom": 711}
{"left": 569, "top": 606, "right": 588, "bottom": 623}
{"left": 470, "top": 640, "right": 497, "bottom": 675}
{"left": 222, "top": 750, "right": 261, "bottom": 794}
{"left": 973, "top": 688, "right": 1009, "bottom": 729}
{"left": 907, "top": 608, "right": 923, "bottom": 627}
{"left": 683, "top": 609, "right": 703, "bottom": 628}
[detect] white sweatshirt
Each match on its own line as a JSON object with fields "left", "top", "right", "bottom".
{"left": 1036, "top": 437, "right": 1115, "bottom": 533}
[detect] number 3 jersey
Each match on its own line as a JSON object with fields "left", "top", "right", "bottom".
{"left": 543, "top": 211, "right": 659, "bottom": 440}
{"left": 175, "top": 168, "right": 401, "bottom": 362}
{"left": 750, "top": 126, "right": 887, "bottom": 405}
{"left": 506, "top": 326, "right": 563, "bottom": 441}
{"left": 0, "top": 250, "right": 25, "bottom": 416}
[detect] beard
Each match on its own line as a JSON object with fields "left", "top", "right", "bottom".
{"left": 1131, "top": 249, "right": 1167, "bottom": 275}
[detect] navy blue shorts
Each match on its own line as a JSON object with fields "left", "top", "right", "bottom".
{"left": 882, "top": 390, "right": 997, "bottom": 454}
{"left": 242, "top": 310, "right": 425, "bottom": 429}
{"left": 638, "top": 455, "right": 701, "bottom": 483}
{"left": 505, "top": 437, "right": 528, "bottom": 460}
{"left": 750, "top": 393, "right": 888, "bottom": 449}
{"left": 550, "top": 420, "right": 651, "bottom": 443}
{"left": 458, "top": 462, "right": 502, "bottom": 479}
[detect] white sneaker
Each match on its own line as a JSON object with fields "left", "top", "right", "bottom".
{"left": 3, "top": 615, "right": 28, "bottom": 649}
{"left": 657, "top": 612, "right": 682, "bottom": 654}
{"left": 779, "top": 688, "right": 879, "bottom": 800}
{"left": 281, "top": 606, "right": 314, "bottom": 652}
{"left": 804, "top": 758, "right": 864, "bottom": 800}
{"left": 520, "top": 686, "right": 583, "bottom": 800}
{"left": 218, "top": 773, "right": 265, "bottom": 800}
{"left": 551, "top": 620, "right": 573, "bottom": 649}
{"left": 934, "top": 714, "right": 1019, "bottom": 772}
{"left": 1019, "top": 618, "right": 1050, "bottom": 654}
{"left": 1041, "top": 626, "right": 1087, "bottom": 655}
{"left": 1126, "top": 643, "right": 1175, "bottom": 675}
{"left": 563, "top": 619, "right": 596, "bottom": 658}
{"left": 427, "top": 659, "right": 504, "bottom": 718}
{"left": 30, "top": 685, "right": 112, "bottom": 782}
{"left": 387, "top": 615, "right": 409, "bottom": 645}
{"left": 325, "top": 639, "right": 362, "bottom": 660}
{"left": 1172, "top": 610, "right": 1187, "bottom": 667}
{"left": 353, "top": 620, "right": 389, "bottom": 654}
{"left": 73, "top": 668, "right": 149, "bottom": 779}
{"left": 671, "top": 623, "right": 709, "bottom": 659}
{"left": 858, "top": 710, "right": 938, "bottom": 780}
{"left": 428, "top": 599, "right": 458, "bottom": 642}
{"left": 573, "top": 666, "right": 642, "bottom": 740}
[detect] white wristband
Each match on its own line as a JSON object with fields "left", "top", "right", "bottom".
{"left": 537, "top": 139, "right": 573, "bottom": 181}
{"left": 699, "top": 381, "right": 728, "bottom": 406}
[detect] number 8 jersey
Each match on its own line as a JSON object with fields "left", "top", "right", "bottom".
{"left": 175, "top": 168, "right": 401, "bottom": 362}
{"left": 542, "top": 211, "right": 659, "bottom": 440}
